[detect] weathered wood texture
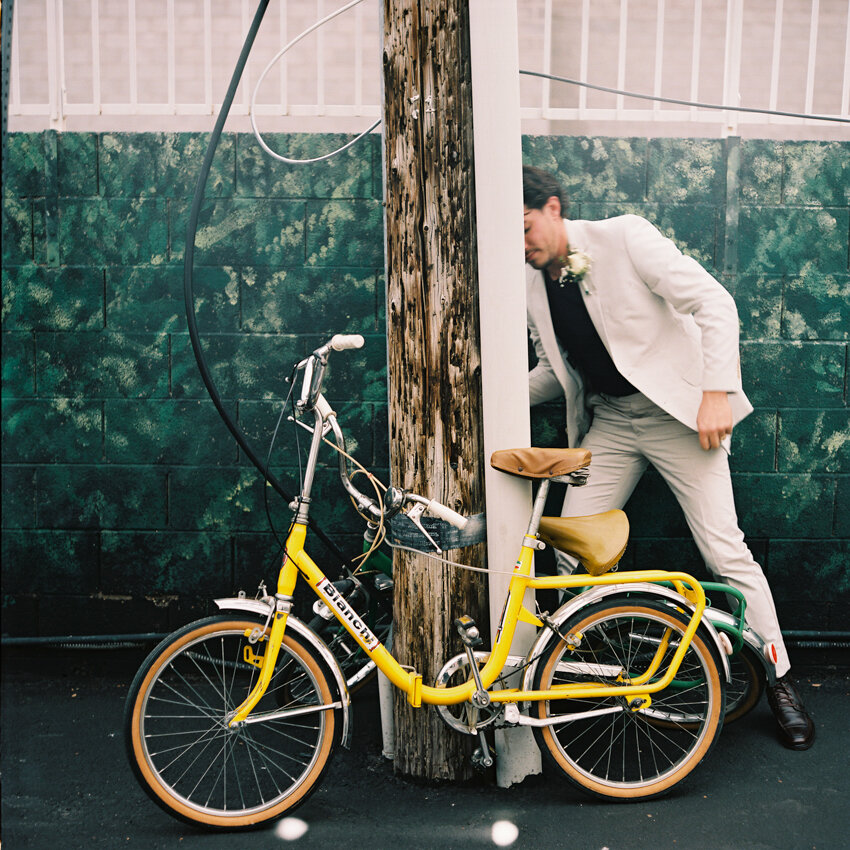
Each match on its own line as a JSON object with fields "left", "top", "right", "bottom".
{"left": 383, "top": 0, "right": 488, "bottom": 781}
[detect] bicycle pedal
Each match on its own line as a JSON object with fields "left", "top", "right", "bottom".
{"left": 373, "top": 574, "right": 394, "bottom": 592}
{"left": 454, "top": 615, "right": 482, "bottom": 647}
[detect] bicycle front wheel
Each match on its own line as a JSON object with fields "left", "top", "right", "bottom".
{"left": 125, "top": 615, "right": 339, "bottom": 830}
{"left": 532, "top": 599, "right": 725, "bottom": 801}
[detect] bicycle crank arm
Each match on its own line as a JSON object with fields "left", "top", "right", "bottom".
{"left": 230, "top": 700, "right": 344, "bottom": 727}
{"left": 503, "top": 702, "right": 624, "bottom": 728}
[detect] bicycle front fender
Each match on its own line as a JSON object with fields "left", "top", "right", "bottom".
{"left": 214, "top": 596, "right": 352, "bottom": 747}
{"left": 520, "top": 582, "right": 732, "bottom": 694}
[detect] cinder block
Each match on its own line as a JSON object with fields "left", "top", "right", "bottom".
{"left": 647, "top": 139, "right": 725, "bottom": 205}
{"left": 728, "top": 409, "right": 777, "bottom": 473}
{"left": 2, "top": 197, "right": 34, "bottom": 264}
{"left": 240, "top": 267, "right": 379, "bottom": 334}
{"left": 169, "top": 332, "right": 304, "bottom": 400}
{"left": 1, "top": 530, "right": 99, "bottom": 594}
{"left": 35, "top": 331, "right": 170, "bottom": 399}
{"left": 779, "top": 410, "right": 850, "bottom": 473}
{"left": 169, "top": 198, "right": 306, "bottom": 266}
{"left": 35, "top": 465, "right": 167, "bottom": 530}
{"left": 2, "top": 398, "right": 103, "bottom": 464}
{"left": 726, "top": 275, "right": 783, "bottom": 340}
{"left": 1, "top": 332, "right": 36, "bottom": 397}
{"left": 305, "top": 200, "right": 383, "bottom": 267}
{"left": 741, "top": 341, "right": 846, "bottom": 408}
{"left": 168, "top": 467, "right": 272, "bottom": 532}
{"left": 236, "top": 132, "right": 375, "bottom": 199}
{"left": 57, "top": 133, "right": 98, "bottom": 197}
{"left": 782, "top": 141, "right": 850, "bottom": 206}
{"left": 836, "top": 477, "right": 850, "bottom": 537}
{"left": 783, "top": 271, "right": 850, "bottom": 341}
{"left": 0, "top": 595, "right": 39, "bottom": 638}
{"left": 739, "top": 139, "right": 783, "bottom": 205}
{"left": 1, "top": 466, "right": 36, "bottom": 528}
{"left": 101, "top": 531, "right": 232, "bottom": 596}
{"left": 623, "top": 471, "right": 691, "bottom": 539}
{"left": 766, "top": 539, "right": 850, "bottom": 602}
{"left": 733, "top": 473, "right": 836, "bottom": 538}
{"left": 106, "top": 265, "right": 240, "bottom": 333}
{"left": 5, "top": 133, "right": 45, "bottom": 197}
{"left": 99, "top": 132, "right": 235, "bottom": 199}
{"left": 2, "top": 265, "right": 104, "bottom": 332}
{"left": 738, "top": 207, "right": 849, "bottom": 275}
{"left": 104, "top": 399, "right": 236, "bottom": 466}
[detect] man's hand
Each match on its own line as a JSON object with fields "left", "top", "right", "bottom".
{"left": 697, "top": 391, "right": 733, "bottom": 450}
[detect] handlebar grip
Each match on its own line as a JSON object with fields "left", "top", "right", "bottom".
{"left": 330, "top": 334, "right": 365, "bottom": 351}
{"left": 425, "top": 499, "right": 469, "bottom": 530}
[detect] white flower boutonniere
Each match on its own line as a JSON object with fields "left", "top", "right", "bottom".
{"left": 558, "top": 250, "right": 592, "bottom": 292}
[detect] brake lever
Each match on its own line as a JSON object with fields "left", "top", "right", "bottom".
{"left": 404, "top": 502, "right": 442, "bottom": 554}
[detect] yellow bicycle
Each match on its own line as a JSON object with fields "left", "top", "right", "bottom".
{"left": 125, "top": 334, "right": 728, "bottom": 829}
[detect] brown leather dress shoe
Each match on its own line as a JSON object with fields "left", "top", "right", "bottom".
{"left": 766, "top": 674, "right": 815, "bottom": 750}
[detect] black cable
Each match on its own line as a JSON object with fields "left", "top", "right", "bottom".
{"left": 519, "top": 69, "right": 850, "bottom": 124}
{"left": 183, "top": 0, "right": 348, "bottom": 569}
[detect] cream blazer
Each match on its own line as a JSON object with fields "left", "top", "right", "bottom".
{"left": 527, "top": 214, "right": 753, "bottom": 447}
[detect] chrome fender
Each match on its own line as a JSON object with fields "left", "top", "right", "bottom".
{"left": 701, "top": 607, "right": 777, "bottom": 686}
{"left": 214, "top": 597, "right": 352, "bottom": 747}
{"left": 520, "top": 582, "right": 732, "bottom": 693}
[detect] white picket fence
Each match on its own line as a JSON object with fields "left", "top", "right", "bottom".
{"left": 9, "top": 0, "right": 850, "bottom": 136}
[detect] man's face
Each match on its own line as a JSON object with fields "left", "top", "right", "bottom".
{"left": 523, "top": 196, "right": 565, "bottom": 269}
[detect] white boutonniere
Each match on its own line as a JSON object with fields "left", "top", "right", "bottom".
{"left": 558, "top": 250, "right": 592, "bottom": 292}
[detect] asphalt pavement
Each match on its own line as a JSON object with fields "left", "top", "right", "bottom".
{"left": 1, "top": 644, "right": 847, "bottom": 850}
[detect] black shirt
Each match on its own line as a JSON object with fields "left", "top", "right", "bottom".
{"left": 544, "top": 271, "right": 638, "bottom": 397}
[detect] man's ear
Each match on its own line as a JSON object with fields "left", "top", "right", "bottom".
{"left": 543, "top": 195, "right": 562, "bottom": 219}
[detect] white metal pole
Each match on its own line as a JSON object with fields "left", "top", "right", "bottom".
{"left": 468, "top": 0, "right": 540, "bottom": 788}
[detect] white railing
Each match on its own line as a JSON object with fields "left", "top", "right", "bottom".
{"left": 9, "top": 0, "right": 850, "bottom": 136}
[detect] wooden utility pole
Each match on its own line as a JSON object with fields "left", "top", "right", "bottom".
{"left": 383, "top": 0, "right": 488, "bottom": 781}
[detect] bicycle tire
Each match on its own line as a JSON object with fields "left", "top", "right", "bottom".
{"left": 125, "top": 615, "right": 338, "bottom": 830}
{"left": 531, "top": 599, "right": 725, "bottom": 801}
{"left": 723, "top": 644, "right": 765, "bottom": 724}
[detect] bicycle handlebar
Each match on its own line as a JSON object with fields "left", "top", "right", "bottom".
{"left": 330, "top": 333, "right": 364, "bottom": 351}
{"left": 293, "top": 333, "right": 470, "bottom": 544}
{"left": 421, "top": 497, "right": 469, "bottom": 530}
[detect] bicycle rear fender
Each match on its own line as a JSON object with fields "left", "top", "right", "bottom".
{"left": 520, "top": 582, "right": 733, "bottom": 694}
{"left": 214, "top": 596, "right": 352, "bottom": 747}
{"left": 701, "top": 606, "right": 777, "bottom": 686}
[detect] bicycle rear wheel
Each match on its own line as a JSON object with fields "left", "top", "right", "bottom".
{"left": 532, "top": 599, "right": 724, "bottom": 801}
{"left": 125, "top": 615, "right": 339, "bottom": 830}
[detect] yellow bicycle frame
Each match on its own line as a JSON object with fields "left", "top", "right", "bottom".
{"left": 228, "top": 522, "right": 707, "bottom": 725}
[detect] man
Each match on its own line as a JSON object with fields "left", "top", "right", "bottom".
{"left": 522, "top": 165, "right": 814, "bottom": 751}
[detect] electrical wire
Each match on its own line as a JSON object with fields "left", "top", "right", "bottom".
{"left": 519, "top": 69, "right": 850, "bottom": 125}
{"left": 250, "top": 0, "right": 380, "bottom": 164}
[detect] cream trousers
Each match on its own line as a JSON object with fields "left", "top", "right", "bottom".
{"left": 557, "top": 391, "right": 790, "bottom": 678}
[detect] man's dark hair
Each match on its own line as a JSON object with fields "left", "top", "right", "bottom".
{"left": 522, "top": 165, "right": 568, "bottom": 216}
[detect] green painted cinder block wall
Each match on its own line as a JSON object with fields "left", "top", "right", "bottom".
{"left": 2, "top": 132, "right": 848, "bottom": 638}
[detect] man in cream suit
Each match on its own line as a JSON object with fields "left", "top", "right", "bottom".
{"left": 522, "top": 165, "right": 814, "bottom": 750}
